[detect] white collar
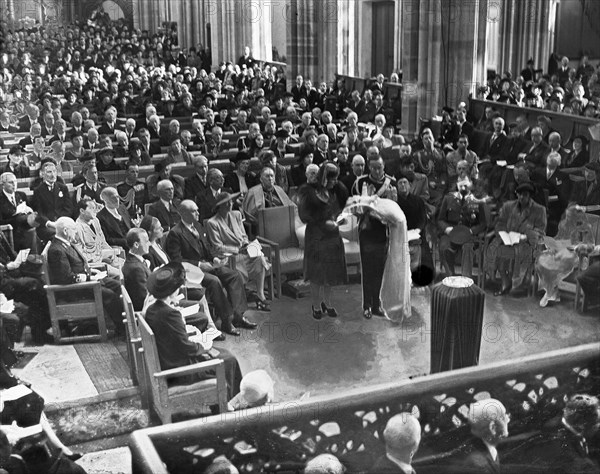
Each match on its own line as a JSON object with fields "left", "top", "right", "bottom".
{"left": 56, "top": 235, "right": 71, "bottom": 246}
{"left": 3, "top": 190, "right": 15, "bottom": 201}
{"left": 130, "top": 252, "right": 145, "bottom": 263}
{"left": 160, "top": 198, "right": 171, "bottom": 209}
{"left": 385, "top": 453, "right": 413, "bottom": 473}
{"left": 481, "top": 439, "right": 498, "bottom": 461}
{"left": 107, "top": 207, "right": 121, "bottom": 219}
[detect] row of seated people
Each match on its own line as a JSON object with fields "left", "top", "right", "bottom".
{"left": 2, "top": 108, "right": 598, "bottom": 327}
{"left": 478, "top": 55, "right": 600, "bottom": 118}
{"left": 180, "top": 393, "right": 600, "bottom": 474}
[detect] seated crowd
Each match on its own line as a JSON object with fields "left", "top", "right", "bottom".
{"left": 0, "top": 14, "right": 599, "bottom": 474}
{"left": 477, "top": 55, "right": 600, "bottom": 118}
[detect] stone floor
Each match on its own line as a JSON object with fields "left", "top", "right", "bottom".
{"left": 11, "top": 281, "right": 600, "bottom": 472}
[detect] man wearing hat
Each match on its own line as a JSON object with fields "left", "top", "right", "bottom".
{"left": 485, "top": 181, "right": 546, "bottom": 296}
{"left": 165, "top": 200, "right": 257, "bottom": 335}
{"left": 437, "top": 177, "right": 488, "bottom": 278}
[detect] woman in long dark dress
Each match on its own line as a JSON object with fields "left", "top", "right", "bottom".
{"left": 298, "top": 162, "right": 348, "bottom": 319}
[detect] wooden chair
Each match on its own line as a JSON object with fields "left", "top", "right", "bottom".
{"left": 41, "top": 242, "right": 108, "bottom": 344}
{"left": 0, "top": 224, "right": 14, "bottom": 250}
{"left": 121, "top": 286, "right": 150, "bottom": 409}
{"left": 257, "top": 205, "right": 304, "bottom": 297}
{"left": 137, "top": 315, "right": 228, "bottom": 424}
{"left": 574, "top": 213, "right": 600, "bottom": 312}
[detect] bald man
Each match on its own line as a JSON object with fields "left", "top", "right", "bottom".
{"left": 371, "top": 413, "right": 421, "bottom": 473}
{"left": 305, "top": 454, "right": 345, "bottom": 474}
{"left": 47, "top": 217, "right": 123, "bottom": 336}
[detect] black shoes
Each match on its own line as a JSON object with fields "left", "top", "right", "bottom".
{"left": 312, "top": 305, "right": 323, "bottom": 320}
{"left": 214, "top": 333, "right": 226, "bottom": 341}
{"left": 320, "top": 302, "right": 338, "bottom": 318}
{"left": 494, "top": 284, "right": 512, "bottom": 296}
{"left": 363, "top": 308, "right": 372, "bottom": 319}
{"left": 256, "top": 299, "right": 271, "bottom": 311}
{"left": 221, "top": 324, "right": 240, "bottom": 336}
{"left": 233, "top": 317, "right": 258, "bottom": 330}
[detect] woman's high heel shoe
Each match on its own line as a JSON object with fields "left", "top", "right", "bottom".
{"left": 312, "top": 305, "right": 323, "bottom": 320}
{"left": 256, "top": 299, "right": 271, "bottom": 311}
{"left": 321, "top": 302, "right": 338, "bottom": 318}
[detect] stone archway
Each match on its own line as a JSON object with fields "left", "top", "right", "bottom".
{"left": 84, "top": 0, "right": 134, "bottom": 26}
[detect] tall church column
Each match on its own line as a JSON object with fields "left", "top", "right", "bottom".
{"left": 497, "top": 0, "right": 557, "bottom": 78}
{"left": 400, "top": 0, "right": 488, "bottom": 134}
{"left": 287, "top": 0, "right": 338, "bottom": 86}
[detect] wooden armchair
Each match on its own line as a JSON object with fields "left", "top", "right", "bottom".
{"left": 257, "top": 205, "right": 304, "bottom": 298}
{"left": 121, "top": 286, "right": 149, "bottom": 409}
{"left": 41, "top": 242, "right": 108, "bottom": 344}
{"left": 137, "top": 315, "right": 228, "bottom": 424}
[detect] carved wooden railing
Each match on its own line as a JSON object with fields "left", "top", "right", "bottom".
{"left": 130, "top": 342, "right": 600, "bottom": 474}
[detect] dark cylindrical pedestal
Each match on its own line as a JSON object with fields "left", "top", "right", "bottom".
{"left": 430, "top": 276, "right": 485, "bottom": 373}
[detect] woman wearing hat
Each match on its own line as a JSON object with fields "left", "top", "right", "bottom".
{"left": 290, "top": 147, "right": 314, "bottom": 187}
{"left": 206, "top": 192, "right": 271, "bottom": 311}
{"left": 144, "top": 263, "right": 242, "bottom": 395}
{"left": 484, "top": 181, "right": 547, "bottom": 296}
{"left": 571, "top": 162, "right": 600, "bottom": 216}
{"left": 224, "top": 151, "right": 258, "bottom": 196}
{"left": 566, "top": 135, "right": 590, "bottom": 168}
{"left": 298, "top": 162, "right": 348, "bottom": 319}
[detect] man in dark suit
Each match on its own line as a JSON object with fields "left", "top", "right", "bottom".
{"left": 518, "top": 126, "right": 550, "bottom": 172}
{"left": 96, "top": 187, "right": 133, "bottom": 249}
{"left": 0, "top": 172, "right": 37, "bottom": 251}
{"left": 196, "top": 168, "right": 233, "bottom": 222}
{"left": 371, "top": 413, "right": 421, "bottom": 474}
{"left": 138, "top": 128, "right": 161, "bottom": 159}
{"left": 144, "top": 263, "right": 242, "bottom": 396}
{"left": 147, "top": 179, "right": 181, "bottom": 231}
{"left": 479, "top": 117, "right": 512, "bottom": 197}
{"left": 165, "top": 200, "right": 257, "bottom": 335}
{"left": 185, "top": 155, "right": 210, "bottom": 200}
{"left": 31, "top": 159, "right": 74, "bottom": 243}
{"left": 340, "top": 154, "right": 366, "bottom": 198}
{"left": 18, "top": 122, "right": 43, "bottom": 148}
{"left": 532, "top": 152, "right": 571, "bottom": 237}
{"left": 46, "top": 217, "right": 123, "bottom": 334}
{"left": 450, "top": 398, "right": 508, "bottom": 473}
{"left": 18, "top": 103, "right": 40, "bottom": 133}
{"left": 313, "top": 134, "right": 335, "bottom": 165}
{"left": 97, "top": 107, "right": 118, "bottom": 136}
{"left": 122, "top": 228, "right": 153, "bottom": 311}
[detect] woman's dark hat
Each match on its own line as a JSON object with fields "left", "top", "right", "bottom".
{"left": 213, "top": 191, "right": 241, "bottom": 211}
{"left": 515, "top": 181, "right": 535, "bottom": 194}
{"left": 147, "top": 262, "right": 186, "bottom": 298}
{"left": 231, "top": 151, "right": 250, "bottom": 165}
{"left": 275, "top": 129, "right": 289, "bottom": 139}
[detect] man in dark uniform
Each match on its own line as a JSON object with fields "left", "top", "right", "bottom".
{"left": 437, "top": 177, "right": 488, "bottom": 278}
{"left": 353, "top": 153, "right": 397, "bottom": 319}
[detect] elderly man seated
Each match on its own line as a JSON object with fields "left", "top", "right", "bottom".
{"left": 453, "top": 398, "right": 510, "bottom": 473}
{"left": 242, "top": 166, "right": 295, "bottom": 225}
{"left": 147, "top": 179, "right": 181, "bottom": 231}
{"left": 144, "top": 263, "right": 242, "bottom": 399}
{"left": 46, "top": 217, "right": 123, "bottom": 335}
{"left": 305, "top": 454, "right": 346, "bottom": 474}
{"left": 165, "top": 200, "right": 257, "bottom": 336}
{"left": 371, "top": 413, "right": 421, "bottom": 474}
{"left": 0, "top": 172, "right": 38, "bottom": 251}
{"left": 74, "top": 198, "right": 123, "bottom": 275}
{"left": 97, "top": 187, "right": 133, "bottom": 250}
